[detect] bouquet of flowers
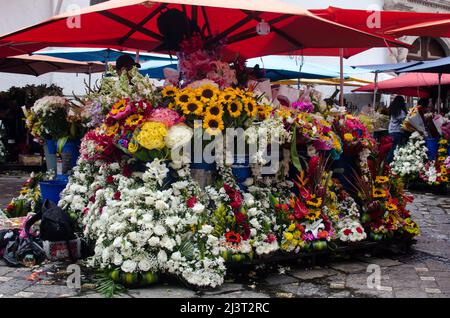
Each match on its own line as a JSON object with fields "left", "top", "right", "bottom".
{"left": 332, "top": 114, "right": 375, "bottom": 155}
{"left": 390, "top": 131, "right": 428, "bottom": 180}
{"left": 420, "top": 139, "right": 449, "bottom": 185}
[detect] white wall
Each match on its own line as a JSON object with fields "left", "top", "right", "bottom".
{"left": 0, "top": 0, "right": 100, "bottom": 96}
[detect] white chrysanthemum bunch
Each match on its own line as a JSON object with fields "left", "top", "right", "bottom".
{"left": 390, "top": 132, "right": 428, "bottom": 178}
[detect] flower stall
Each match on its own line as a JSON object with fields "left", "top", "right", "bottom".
{"left": 43, "top": 35, "right": 420, "bottom": 290}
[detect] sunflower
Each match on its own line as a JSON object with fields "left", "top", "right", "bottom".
{"left": 386, "top": 202, "right": 397, "bottom": 211}
{"left": 203, "top": 114, "right": 224, "bottom": 135}
{"left": 438, "top": 156, "right": 446, "bottom": 162}
{"left": 197, "top": 84, "right": 219, "bottom": 102}
{"left": 372, "top": 187, "right": 387, "bottom": 198}
{"left": 219, "top": 90, "right": 237, "bottom": 104}
{"left": 306, "top": 195, "right": 322, "bottom": 208}
{"left": 104, "top": 122, "right": 119, "bottom": 136}
{"left": 441, "top": 176, "right": 449, "bottom": 182}
{"left": 205, "top": 103, "right": 224, "bottom": 118}
{"left": 375, "top": 176, "right": 389, "bottom": 184}
{"left": 438, "top": 147, "right": 447, "bottom": 153}
{"left": 439, "top": 139, "right": 448, "bottom": 145}
{"left": 227, "top": 99, "right": 243, "bottom": 118}
{"left": 110, "top": 99, "right": 127, "bottom": 115}
{"left": 181, "top": 99, "right": 204, "bottom": 116}
{"left": 243, "top": 97, "right": 258, "bottom": 117}
{"left": 257, "top": 105, "right": 272, "bottom": 120}
{"left": 161, "top": 85, "right": 178, "bottom": 98}
{"left": 304, "top": 209, "right": 321, "bottom": 221}
{"left": 125, "top": 114, "right": 143, "bottom": 127}
{"left": 175, "top": 89, "right": 194, "bottom": 106}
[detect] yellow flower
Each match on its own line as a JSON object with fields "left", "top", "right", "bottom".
{"left": 110, "top": 99, "right": 127, "bottom": 115}
{"left": 161, "top": 85, "right": 178, "bottom": 98}
{"left": 438, "top": 147, "right": 447, "bottom": 153}
{"left": 203, "top": 115, "right": 224, "bottom": 135}
{"left": 136, "top": 121, "right": 168, "bottom": 150}
{"left": 373, "top": 187, "right": 387, "bottom": 198}
{"left": 386, "top": 203, "right": 397, "bottom": 211}
{"left": 105, "top": 122, "right": 119, "bottom": 136}
{"left": 284, "top": 232, "right": 293, "bottom": 241}
{"left": 125, "top": 114, "right": 143, "bottom": 127}
{"left": 205, "top": 103, "right": 224, "bottom": 118}
{"left": 275, "top": 106, "right": 292, "bottom": 119}
{"left": 293, "top": 230, "right": 301, "bottom": 239}
{"left": 375, "top": 176, "right": 389, "bottom": 184}
{"left": 175, "top": 89, "right": 194, "bottom": 106}
{"left": 344, "top": 133, "right": 354, "bottom": 142}
{"left": 243, "top": 97, "right": 258, "bottom": 117}
{"left": 438, "top": 156, "right": 446, "bottom": 162}
{"left": 304, "top": 210, "right": 321, "bottom": 221}
{"left": 128, "top": 139, "right": 139, "bottom": 153}
{"left": 197, "top": 84, "right": 219, "bottom": 102}
{"left": 439, "top": 139, "right": 448, "bottom": 145}
{"left": 441, "top": 176, "right": 449, "bottom": 182}
{"left": 219, "top": 90, "right": 237, "bottom": 103}
{"left": 306, "top": 195, "right": 322, "bottom": 208}
{"left": 181, "top": 99, "right": 204, "bottom": 116}
{"left": 288, "top": 223, "right": 296, "bottom": 232}
{"left": 227, "top": 100, "right": 243, "bottom": 118}
{"left": 257, "top": 105, "right": 272, "bottom": 120}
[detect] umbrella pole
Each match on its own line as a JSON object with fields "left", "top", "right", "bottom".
{"left": 373, "top": 72, "right": 378, "bottom": 110}
{"left": 136, "top": 49, "right": 140, "bottom": 64}
{"left": 339, "top": 48, "right": 344, "bottom": 107}
{"left": 437, "top": 73, "right": 442, "bottom": 114}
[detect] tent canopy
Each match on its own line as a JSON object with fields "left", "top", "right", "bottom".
{"left": 0, "top": 54, "right": 105, "bottom": 76}
{"left": 312, "top": 6, "right": 450, "bottom": 34}
{"left": 352, "top": 61, "right": 423, "bottom": 73}
{"left": 0, "top": 0, "right": 408, "bottom": 60}
{"left": 396, "top": 56, "right": 450, "bottom": 74}
{"left": 353, "top": 73, "right": 450, "bottom": 97}
{"left": 34, "top": 48, "right": 173, "bottom": 63}
{"left": 387, "top": 19, "right": 450, "bottom": 37}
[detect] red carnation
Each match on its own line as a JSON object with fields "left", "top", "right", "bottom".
{"left": 106, "top": 175, "right": 114, "bottom": 184}
{"left": 235, "top": 212, "right": 246, "bottom": 225}
{"left": 243, "top": 223, "right": 251, "bottom": 240}
{"left": 343, "top": 229, "right": 352, "bottom": 236}
{"left": 356, "top": 227, "right": 363, "bottom": 234}
{"left": 187, "top": 196, "right": 198, "bottom": 208}
{"left": 265, "top": 233, "right": 277, "bottom": 243}
{"left": 122, "top": 166, "right": 132, "bottom": 177}
{"left": 113, "top": 191, "right": 121, "bottom": 200}
{"left": 225, "top": 231, "right": 241, "bottom": 244}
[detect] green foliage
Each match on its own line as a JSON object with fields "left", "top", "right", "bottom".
{"left": 95, "top": 271, "right": 127, "bottom": 298}
{"left": 178, "top": 239, "right": 195, "bottom": 260}
{"left": 211, "top": 203, "right": 228, "bottom": 237}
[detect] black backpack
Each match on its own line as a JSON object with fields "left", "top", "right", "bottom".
{"left": 25, "top": 200, "right": 75, "bottom": 242}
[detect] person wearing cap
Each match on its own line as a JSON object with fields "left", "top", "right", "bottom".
{"left": 115, "top": 54, "right": 141, "bottom": 77}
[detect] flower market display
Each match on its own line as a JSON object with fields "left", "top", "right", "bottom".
{"left": 51, "top": 40, "right": 421, "bottom": 289}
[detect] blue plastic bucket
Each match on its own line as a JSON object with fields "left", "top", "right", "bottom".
{"left": 231, "top": 155, "right": 251, "bottom": 191}
{"left": 62, "top": 140, "right": 81, "bottom": 168}
{"left": 46, "top": 140, "right": 57, "bottom": 154}
{"left": 448, "top": 145, "right": 450, "bottom": 156}
{"left": 39, "top": 179, "right": 68, "bottom": 205}
{"left": 425, "top": 138, "right": 439, "bottom": 161}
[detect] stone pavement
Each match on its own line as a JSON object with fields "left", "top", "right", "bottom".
{"left": 0, "top": 174, "right": 449, "bottom": 298}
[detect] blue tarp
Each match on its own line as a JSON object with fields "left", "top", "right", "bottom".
{"left": 352, "top": 61, "right": 422, "bottom": 73}
{"left": 34, "top": 48, "right": 173, "bottom": 63}
{"left": 396, "top": 57, "right": 450, "bottom": 74}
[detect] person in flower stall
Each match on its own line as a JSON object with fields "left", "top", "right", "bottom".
{"left": 114, "top": 54, "right": 141, "bottom": 80}
{"left": 417, "top": 98, "right": 440, "bottom": 139}
{"left": 386, "top": 96, "right": 408, "bottom": 163}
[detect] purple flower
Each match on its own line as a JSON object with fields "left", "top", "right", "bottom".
{"left": 292, "top": 101, "right": 314, "bottom": 113}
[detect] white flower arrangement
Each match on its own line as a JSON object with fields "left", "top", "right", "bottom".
{"left": 390, "top": 132, "right": 428, "bottom": 179}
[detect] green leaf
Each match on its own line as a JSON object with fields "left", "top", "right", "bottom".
{"left": 57, "top": 136, "right": 69, "bottom": 154}
{"left": 290, "top": 126, "right": 303, "bottom": 172}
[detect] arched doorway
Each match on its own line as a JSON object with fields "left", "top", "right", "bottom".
{"left": 407, "top": 37, "right": 447, "bottom": 61}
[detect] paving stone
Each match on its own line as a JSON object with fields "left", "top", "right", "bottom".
{"left": 24, "top": 283, "right": 78, "bottom": 296}
{"left": 202, "top": 283, "right": 245, "bottom": 295}
{"left": 330, "top": 262, "right": 368, "bottom": 274}
{"left": 128, "top": 286, "right": 197, "bottom": 298}
{"left": 289, "top": 268, "right": 338, "bottom": 281}
{"left": 0, "top": 277, "right": 13, "bottom": 282}
{"left": 14, "top": 291, "right": 35, "bottom": 298}
{"left": 329, "top": 282, "right": 345, "bottom": 289}
{"left": 0, "top": 279, "right": 34, "bottom": 295}
{"left": 0, "top": 267, "right": 14, "bottom": 276}
{"left": 425, "top": 288, "right": 441, "bottom": 294}
{"left": 394, "top": 288, "right": 428, "bottom": 298}
{"left": 328, "top": 291, "right": 352, "bottom": 298}
{"left": 264, "top": 274, "right": 297, "bottom": 286}
{"left": 420, "top": 276, "right": 436, "bottom": 281}
{"left": 205, "top": 290, "right": 270, "bottom": 298}
{"left": 356, "top": 257, "right": 403, "bottom": 267}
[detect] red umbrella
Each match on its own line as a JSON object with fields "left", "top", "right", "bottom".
{"left": 387, "top": 19, "right": 450, "bottom": 38}
{"left": 0, "top": 54, "right": 105, "bottom": 76}
{"left": 0, "top": 42, "right": 48, "bottom": 58}
{"left": 353, "top": 73, "right": 450, "bottom": 97}
{"left": 311, "top": 6, "right": 450, "bottom": 35}
{"left": 0, "top": 0, "right": 408, "bottom": 60}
